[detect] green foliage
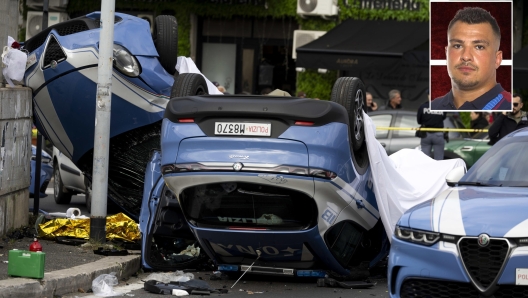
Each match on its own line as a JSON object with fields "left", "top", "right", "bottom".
{"left": 459, "top": 112, "right": 471, "bottom": 128}
{"left": 339, "top": 0, "right": 429, "bottom": 22}
{"left": 297, "top": 70, "right": 337, "bottom": 100}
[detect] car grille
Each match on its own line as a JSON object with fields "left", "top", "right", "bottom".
{"left": 55, "top": 21, "right": 90, "bottom": 36}
{"left": 400, "top": 279, "right": 528, "bottom": 298}
{"left": 459, "top": 238, "right": 509, "bottom": 289}
{"left": 43, "top": 36, "right": 66, "bottom": 68}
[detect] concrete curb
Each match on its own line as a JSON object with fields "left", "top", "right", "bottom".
{"left": 0, "top": 254, "right": 140, "bottom": 298}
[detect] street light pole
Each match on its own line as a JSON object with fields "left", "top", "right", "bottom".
{"left": 90, "top": 0, "right": 116, "bottom": 243}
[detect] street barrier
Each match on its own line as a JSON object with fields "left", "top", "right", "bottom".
{"left": 376, "top": 127, "right": 488, "bottom": 133}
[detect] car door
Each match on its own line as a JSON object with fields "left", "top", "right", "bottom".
{"left": 387, "top": 114, "right": 421, "bottom": 155}
{"left": 370, "top": 114, "right": 393, "bottom": 154}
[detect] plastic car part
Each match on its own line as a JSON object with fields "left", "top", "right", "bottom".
{"left": 53, "top": 162, "right": 72, "bottom": 204}
{"left": 154, "top": 15, "right": 178, "bottom": 75}
{"left": 331, "top": 77, "right": 367, "bottom": 152}
{"left": 171, "top": 73, "right": 209, "bottom": 98}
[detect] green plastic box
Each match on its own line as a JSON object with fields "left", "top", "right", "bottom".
{"left": 8, "top": 250, "right": 46, "bottom": 279}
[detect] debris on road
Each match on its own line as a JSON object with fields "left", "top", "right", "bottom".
{"left": 92, "top": 272, "right": 121, "bottom": 297}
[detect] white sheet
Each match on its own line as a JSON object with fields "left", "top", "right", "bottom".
{"left": 175, "top": 57, "right": 223, "bottom": 95}
{"left": 363, "top": 111, "right": 466, "bottom": 241}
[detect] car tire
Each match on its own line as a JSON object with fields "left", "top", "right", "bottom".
{"left": 154, "top": 15, "right": 178, "bottom": 75}
{"left": 331, "top": 77, "right": 366, "bottom": 152}
{"left": 171, "top": 73, "right": 209, "bottom": 98}
{"left": 53, "top": 163, "right": 72, "bottom": 204}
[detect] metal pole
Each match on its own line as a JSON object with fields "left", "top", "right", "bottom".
{"left": 90, "top": 0, "right": 115, "bottom": 243}
{"left": 33, "top": 134, "right": 42, "bottom": 216}
{"left": 33, "top": 0, "right": 49, "bottom": 216}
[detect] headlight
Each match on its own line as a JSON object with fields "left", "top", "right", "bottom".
{"left": 112, "top": 44, "right": 140, "bottom": 77}
{"left": 395, "top": 226, "right": 440, "bottom": 246}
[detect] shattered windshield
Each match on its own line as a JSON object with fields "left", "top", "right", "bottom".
{"left": 461, "top": 139, "right": 528, "bottom": 187}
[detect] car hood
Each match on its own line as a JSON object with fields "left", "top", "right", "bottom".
{"left": 399, "top": 187, "right": 528, "bottom": 237}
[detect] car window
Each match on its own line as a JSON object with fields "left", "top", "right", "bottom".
{"left": 370, "top": 115, "right": 392, "bottom": 139}
{"left": 463, "top": 139, "right": 528, "bottom": 186}
{"left": 393, "top": 115, "right": 416, "bottom": 138}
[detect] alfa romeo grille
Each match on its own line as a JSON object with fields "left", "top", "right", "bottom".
{"left": 43, "top": 36, "right": 66, "bottom": 68}
{"left": 459, "top": 238, "right": 509, "bottom": 289}
{"left": 55, "top": 21, "right": 89, "bottom": 36}
{"left": 400, "top": 279, "right": 528, "bottom": 298}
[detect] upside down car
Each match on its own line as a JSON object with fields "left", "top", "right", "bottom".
{"left": 140, "top": 74, "right": 390, "bottom": 276}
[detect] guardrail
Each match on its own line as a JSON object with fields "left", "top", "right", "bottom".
{"left": 376, "top": 127, "right": 488, "bottom": 133}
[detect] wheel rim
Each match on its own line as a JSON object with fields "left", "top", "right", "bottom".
{"left": 54, "top": 166, "right": 59, "bottom": 197}
{"left": 354, "top": 89, "right": 364, "bottom": 141}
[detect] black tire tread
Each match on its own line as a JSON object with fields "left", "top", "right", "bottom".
{"left": 154, "top": 15, "right": 178, "bottom": 75}
{"left": 171, "top": 73, "right": 208, "bottom": 98}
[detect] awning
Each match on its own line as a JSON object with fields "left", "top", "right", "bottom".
{"left": 296, "top": 19, "right": 429, "bottom": 71}
{"left": 514, "top": 46, "right": 528, "bottom": 89}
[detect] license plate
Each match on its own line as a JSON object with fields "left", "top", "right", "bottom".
{"left": 215, "top": 122, "right": 271, "bottom": 136}
{"left": 516, "top": 268, "right": 528, "bottom": 285}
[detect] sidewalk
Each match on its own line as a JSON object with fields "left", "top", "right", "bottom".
{"left": 0, "top": 238, "right": 140, "bottom": 298}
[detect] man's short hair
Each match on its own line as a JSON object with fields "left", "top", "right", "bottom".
{"left": 366, "top": 92, "right": 372, "bottom": 97}
{"left": 513, "top": 93, "right": 521, "bottom": 99}
{"left": 388, "top": 89, "right": 400, "bottom": 100}
{"left": 448, "top": 7, "right": 501, "bottom": 41}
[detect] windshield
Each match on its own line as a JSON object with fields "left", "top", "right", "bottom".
{"left": 461, "top": 138, "right": 528, "bottom": 187}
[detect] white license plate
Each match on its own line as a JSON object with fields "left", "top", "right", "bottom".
{"left": 215, "top": 122, "right": 271, "bottom": 136}
{"left": 517, "top": 268, "right": 528, "bottom": 285}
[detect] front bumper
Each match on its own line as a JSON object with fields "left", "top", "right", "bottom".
{"left": 388, "top": 237, "right": 528, "bottom": 298}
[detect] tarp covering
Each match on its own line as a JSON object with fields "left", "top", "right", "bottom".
{"left": 38, "top": 213, "right": 140, "bottom": 242}
{"left": 364, "top": 112, "right": 466, "bottom": 240}
{"left": 296, "top": 19, "right": 428, "bottom": 72}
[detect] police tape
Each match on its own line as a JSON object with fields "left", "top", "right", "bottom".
{"left": 376, "top": 127, "right": 488, "bottom": 133}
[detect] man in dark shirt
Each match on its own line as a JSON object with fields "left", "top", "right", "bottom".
{"left": 488, "top": 94, "right": 528, "bottom": 145}
{"left": 382, "top": 89, "right": 402, "bottom": 110}
{"left": 418, "top": 92, "right": 446, "bottom": 160}
{"left": 431, "top": 7, "right": 511, "bottom": 111}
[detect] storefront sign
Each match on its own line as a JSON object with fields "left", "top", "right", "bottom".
{"left": 359, "top": 0, "right": 421, "bottom": 11}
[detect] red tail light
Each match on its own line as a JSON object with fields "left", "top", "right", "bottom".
{"left": 294, "top": 121, "right": 314, "bottom": 126}
{"left": 179, "top": 118, "right": 195, "bottom": 123}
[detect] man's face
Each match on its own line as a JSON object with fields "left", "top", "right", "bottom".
{"left": 446, "top": 21, "right": 502, "bottom": 91}
{"left": 391, "top": 93, "right": 402, "bottom": 105}
{"left": 512, "top": 96, "right": 523, "bottom": 115}
{"left": 366, "top": 94, "right": 373, "bottom": 106}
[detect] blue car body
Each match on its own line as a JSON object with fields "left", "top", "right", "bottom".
{"left": 23, "top": 12, "right": 174, "bottom": 217}
{"left": 388, "top": 128, "right": 528, "bottom": 297}
{"left": 140, "top": 95, "right": 387, "bottom": 274}
{"left": 30, "top": 146, "right": 53, "bottom": 198}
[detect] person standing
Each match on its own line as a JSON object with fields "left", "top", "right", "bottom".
{"left": 469, "top": 112, "right": 489, "bottom": 136}
{"left": 417, "top": 92, "right": 446, "bottom": 160}
{"left": 488, "top": 94, "right": 528, "bottom": 145}
{"left": 366, "top": 92, "right": 378, "bottom": 112}
{"left": 383, "top": 89, "right": 403, "bottom": 110}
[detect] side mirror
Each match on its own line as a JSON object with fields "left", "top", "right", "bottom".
{"left": 445, "top": 166, "right": 467, "bottom": 187}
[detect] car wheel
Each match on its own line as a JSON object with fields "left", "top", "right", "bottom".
{"left": 84, "top": 178, "right": 92, "bottom": 213}
{"left": 171, "top": 73, "right": 209, "bottom": 98}
{"left": 53, "top": 162, "right": 72, "bottom": 204}
{"left": 153, "top": 15, "right": 178, "bottom": 75}
{"left": 331, "top": 77, "right": 366, "bottom": 152}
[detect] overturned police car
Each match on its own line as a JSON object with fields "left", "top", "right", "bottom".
{"left": 140, "top": 73, "right": 389, "bottom": 277}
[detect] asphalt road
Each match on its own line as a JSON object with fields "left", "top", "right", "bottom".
{"left": 63, "top": 271, "right": 390, "bottom": 298}
{"left": 29, "top": 179, "right": 90, "bottom": 216}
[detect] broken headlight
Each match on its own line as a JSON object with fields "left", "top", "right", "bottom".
{"left": 395, "top": 226, "right": 440, "bottom": 246}
{"left": 112, "top": 44, "right": 140, "bottom": 77}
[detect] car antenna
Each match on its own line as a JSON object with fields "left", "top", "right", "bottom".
{"left": 231, "top": 249, "right": 261, "bottom": 289}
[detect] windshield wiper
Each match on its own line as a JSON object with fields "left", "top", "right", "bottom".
{"left": 457, "top": 181, "right": 502, "bottom": 187}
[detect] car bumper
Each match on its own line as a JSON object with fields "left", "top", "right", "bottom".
{"left": 388, "top": 237, "right": 528, "bottom": 298}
